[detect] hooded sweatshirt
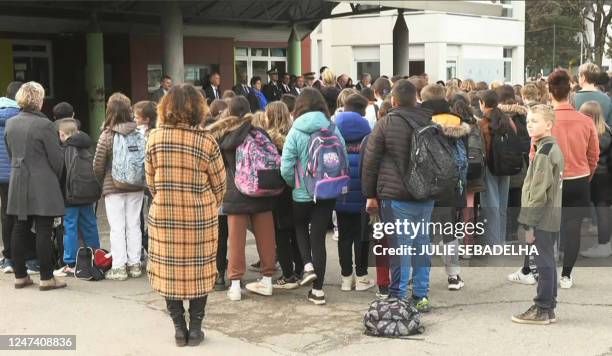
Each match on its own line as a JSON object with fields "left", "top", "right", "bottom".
{"left": 0, "top": 97, "right": 20, "bottom": 183}
{"left": 280, "top": 111, "right": 347, "bottom": 203}
{"left": 93, "top": 121, "right": 144, "bottom": 196}
{"left": 334, "top": 111, "right": 371, "bottom": 213}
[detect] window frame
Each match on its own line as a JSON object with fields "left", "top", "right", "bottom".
{"left": 235, "top": 46, "right": 287, "bottom": 84}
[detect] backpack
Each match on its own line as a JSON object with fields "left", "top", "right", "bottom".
{"left": 75, "top": 247, "right": 105, "bottom": 281}
{"left": 112, "top": 131, "right": 146, "bottom": 189}
{"left": 453, "top": 139, "right": 468, "bottom": 197}
{"left": 296, "top": 123, "right": 350, "bottom": 200}
{"left": 364, "top": 298, "right": 424, "bottom": 338}
{"left": 234, "top": 129, "right": 285, "bottom": 197}
{"left": 466, "top": 124, "right": 485, "bottom": 181}
{"left": 65, "top": 146, "right": 102, "bottom": 205}
{"left": 489, "top": 127, "right": 524, "bottom": 176}
{"left": 397, "top": 116, "right": 459, "bottom": 201}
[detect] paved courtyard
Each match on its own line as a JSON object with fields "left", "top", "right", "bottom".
{"left": 1, "top": 205, "right": 612, "bottom": 356}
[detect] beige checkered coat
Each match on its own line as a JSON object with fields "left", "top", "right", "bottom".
{"left": 145, "top": 123, "right": 226, "bottom": 300}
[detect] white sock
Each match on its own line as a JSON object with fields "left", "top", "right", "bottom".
{"left": 261, "top": 276, "right": 272, "bottom": 285}
{"left": 231, "top": 280, "right": 241, "bottom": 289}
{"left": 311, "top": 288, "right": 324, "bottom": 297}
{"left": 304, "top": 263, "right": 314, "bottom": 272}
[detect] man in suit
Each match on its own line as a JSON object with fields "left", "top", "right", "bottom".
{"left": 263, "top": 68, "right": 282, "bottom": 102}
{"left": 279, "top": 73, "right": 292, "bottom": 94}
{"left": 232, "top": 72, "right": 250, "bottom": 97}
{"left": 336, "top": 74, "right": 349, "bottom": 90}
{"left": 303, "top": 72, "right": 316, "bottom": 87}
{"left": 203, "top": 72, "right": 221, "bottom": 104}
{"left": 291, "top": 75, "right": 305, "bottom": 96}
{"left": 355, "top": 73, "right": 372, "bottom": 91}
{"left": 150, "top": 75, "right": 172, "bottom": 103}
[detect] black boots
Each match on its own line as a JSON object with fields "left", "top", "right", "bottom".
{"left": 187, "top": 297, "right": 207, "bottom": 346}
{"left": 214, "top": 270, "right": 226, "bottom": 291}
{"left": 165, "top": 299, "right": 188, "bottom": 347}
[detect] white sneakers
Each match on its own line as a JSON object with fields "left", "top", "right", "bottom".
{"left": 246, "top": 278, "right": 273, "bottom": 296}
{"left": 341, "top": 275, "right": 354, "bottom": 291}
{"left": 559, "top": 276, "right": 573, "bottom": 289}
{"left": 227, "top": 285, "right": 242, "bottom": 301}
{"left": 340, "top": 274, "right": 375, "bottom": 291}
{"left": 507, "top": 269, "right": 536, "bottom": 285}
{"left": 580, "top": 242, "right": 612, "bottom": 258}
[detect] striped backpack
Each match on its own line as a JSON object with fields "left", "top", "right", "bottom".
{"left": 234, "top": 129, "right": 285, "bottom": 197}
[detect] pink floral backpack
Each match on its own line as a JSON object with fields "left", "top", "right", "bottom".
{"left": 235, "top": 129, "right": 285, "bottom": 197}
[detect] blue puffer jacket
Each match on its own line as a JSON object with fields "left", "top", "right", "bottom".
{"left": 0, "top": 97, "right": 20, "bottom": 183}
{"left": 334, "top": 111, "right": 371, "bottom": 213}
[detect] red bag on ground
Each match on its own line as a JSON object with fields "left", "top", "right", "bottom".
{"left": 94, "top": 249, "right": 112, "bottom": 272}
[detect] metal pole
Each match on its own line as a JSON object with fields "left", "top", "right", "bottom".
{"left": 580, "top": 33, "right": 584, "bottom": 66}
{"left": 552, "top": 24, "right": 556, "bottom": 69}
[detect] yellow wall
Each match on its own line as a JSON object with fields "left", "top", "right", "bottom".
{"left": 0, "top": 40, "right": 13, "bottom": 94}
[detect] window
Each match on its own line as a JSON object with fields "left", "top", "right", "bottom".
{"left": 409, "top": 61, "right": 425, "bottom": 76}
{"left": 500, "top": 0, "right": 513, "bottom": 17}
{"left": 147, "top": 64, "right": 219, "bottom": 92}
{"left": 446, "top": 60, "right": 457, "bottom": 81}
{"left": 12, "top": 40, "right": 53, "bottom": 98}
{"left": 234, "top": 46, "right": 287, "bottom": 84}
{"left": 356, "top": 62, "right": 380, "bottom": 81}
{"left": 503, "top": 48, "right": 513, "bottom": 83}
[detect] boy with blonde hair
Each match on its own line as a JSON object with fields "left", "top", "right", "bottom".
{"left": 512, "top": 105, "right": 564, "bottom": 325}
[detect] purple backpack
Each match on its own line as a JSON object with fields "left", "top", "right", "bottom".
{"left": 235, "top": 129, "right": 285, "bottom": 197}
{"left": 296, "top": 123, "right": 349, "bottom": 201}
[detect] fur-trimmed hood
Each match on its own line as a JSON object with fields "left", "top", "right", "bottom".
{"left": 498, "top": 103, "right": 528, "bottom": 117}
{"left": 206, "top": 114, "right": 252, "bottom": 142}
{"left": 432, "top": 113, "right": 471, "bottom": 138}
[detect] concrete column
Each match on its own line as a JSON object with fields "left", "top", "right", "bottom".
{"left": 392, "top": 11, "right": 409, "bottom": 76}
{"left": 86, "top": 19, "right": 105, "bottom": 141}
{"left": 287, "top": 28, "right": 302, "bottom": 75}
{"left": 160, "top": 2, "right": 184, "bottom": 84}
{"left": 424, "top": 42, "right": 447, "bottom": 83}
{"left": 512, "top": 45, "right": 525, "bottom": 84}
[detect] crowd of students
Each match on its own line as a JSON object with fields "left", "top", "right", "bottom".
{"left": 1, "top": 61, "right": 612, "bottom": 345}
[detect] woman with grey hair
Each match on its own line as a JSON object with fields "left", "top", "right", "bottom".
{"left": 5, "top": 81, "right": 66, "bottom": 290}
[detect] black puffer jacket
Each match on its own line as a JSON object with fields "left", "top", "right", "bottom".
{"left": 596, "top": 127, "right": 612, "bottom": 175}
{"left": 208, "top": 115, "right": 275, "bottom": 214}
{"left": 362, "top": 106, "right": 432, "bottom": 201}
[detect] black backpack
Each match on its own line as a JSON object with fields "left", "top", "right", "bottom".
{"left": 75, "top": 247, "right": 105, "bottom": 281}
{"left": 467, "top": 123, "right": 485, "bottom": 181}
{"left": 364, "top": 298, "right": 424, "bottom": 337}
{"left": 397, "top": 115, "right": 459, "bottom": 200}
{"left": 489, "top": 128, "right": 524, "bottom": 176}
{"left": 65, "top": 146, "right": 102, "bottom": 205}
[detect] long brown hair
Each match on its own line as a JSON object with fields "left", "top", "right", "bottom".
{"left": 265, "top": 101, "right": 292, "bottom": 149}
{"left": 293, "top": 87, "right": 330, "bottom": 119}
{"left": 158, "top": 84, "right": 209, "bottom": 127}
{"left": 102, "top": 92, "right": 132, "bottom": 130}
{"left": 579, "top": 100, "right": 608, "bottom": 136}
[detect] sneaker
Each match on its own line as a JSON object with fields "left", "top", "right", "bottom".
{"left": 1, "top": 258, "right": 14, "bottom": 274}
{"left": 376, "top": 286, "right": 389, "bottom": 299}
{"left": 414, "top": 296, "right": 431, "bottom": 313}
{"left": 340, "top": 274, "right": 354, "bottom": 291}
{"left": 559, "top": 276, "right": 573, "bottom": 289}
{"left": 507, "top": 269, "right": 536, "bottom": 285}
{"left": 127, "top": 264, "right": 142, "bottom": 278}
{"left": 580, "top": 242, "right": 612, "bottom": 258}
{"left": 511, "top": 305, "right": 550, "bottom": 325}
{"left": 447, "top": 276, "right": 465, "bottom": 290}
{"left": 273, "top": 275, "right": 300, "bottom": 290}
{"left": 26, "top": 260, "right": 40, "bottom": 275}
{"left": 355, "top": 275, "right": 375, "bottom": 291}
{"left": 245, "top": 278, "right": 273, "bottom": 296}
{"left": 227, "top": 286, "right": 242, "bottom": 301}
{"left": 548, "top": 309, "right": 557, "bottom": 323}
{"left": 332, "top": 228, "right": 339, "bottom": 241}
{"left": 53, "top": 265, "right": 75, "bottom": 277}
{"left": 105, "top": 266, "right": 128, "bottom": 281}
{"left": 307, "top": 290, "right": 326, "bottom": 305}
{"left": 248, "top": 260, "right": 261, "bottom": 272}
{"left": 299, "top": 270, "right": 317, "bottom": 286}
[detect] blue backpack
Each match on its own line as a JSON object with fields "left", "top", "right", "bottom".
{"left": 296, "top": 123, "right": 349, "bottom": 201}
{"left": 112, "top": 131, "right": 146, "bottom": 189}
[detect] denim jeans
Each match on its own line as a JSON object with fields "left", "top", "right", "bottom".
{"left": 380, "top": 199, "right": 434, "bottom": 299}
{"left": 533, "top": 230, "right": 558, "bottom": 310}
{"left": 64, "top": 204, "right": 100, "bottom": 265}
{"left": 480, "top": 167, "right": 510, "bottom": 245}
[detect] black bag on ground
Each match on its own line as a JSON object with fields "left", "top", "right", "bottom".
{"left": 489, "top": 128, "right": 524, "bottom": 176}
{"left": 75, "top": 247, "right": 105, "bottom": 281}
{"left": 364, "top": 298, "right": 424, "bottom": 337}
{"left": 398, "top": 116, "right": 459, "bottom": 200}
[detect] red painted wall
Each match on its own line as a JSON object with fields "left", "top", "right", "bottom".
{"left": 129, "top": 34, "right": 234, "bottom": 102}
